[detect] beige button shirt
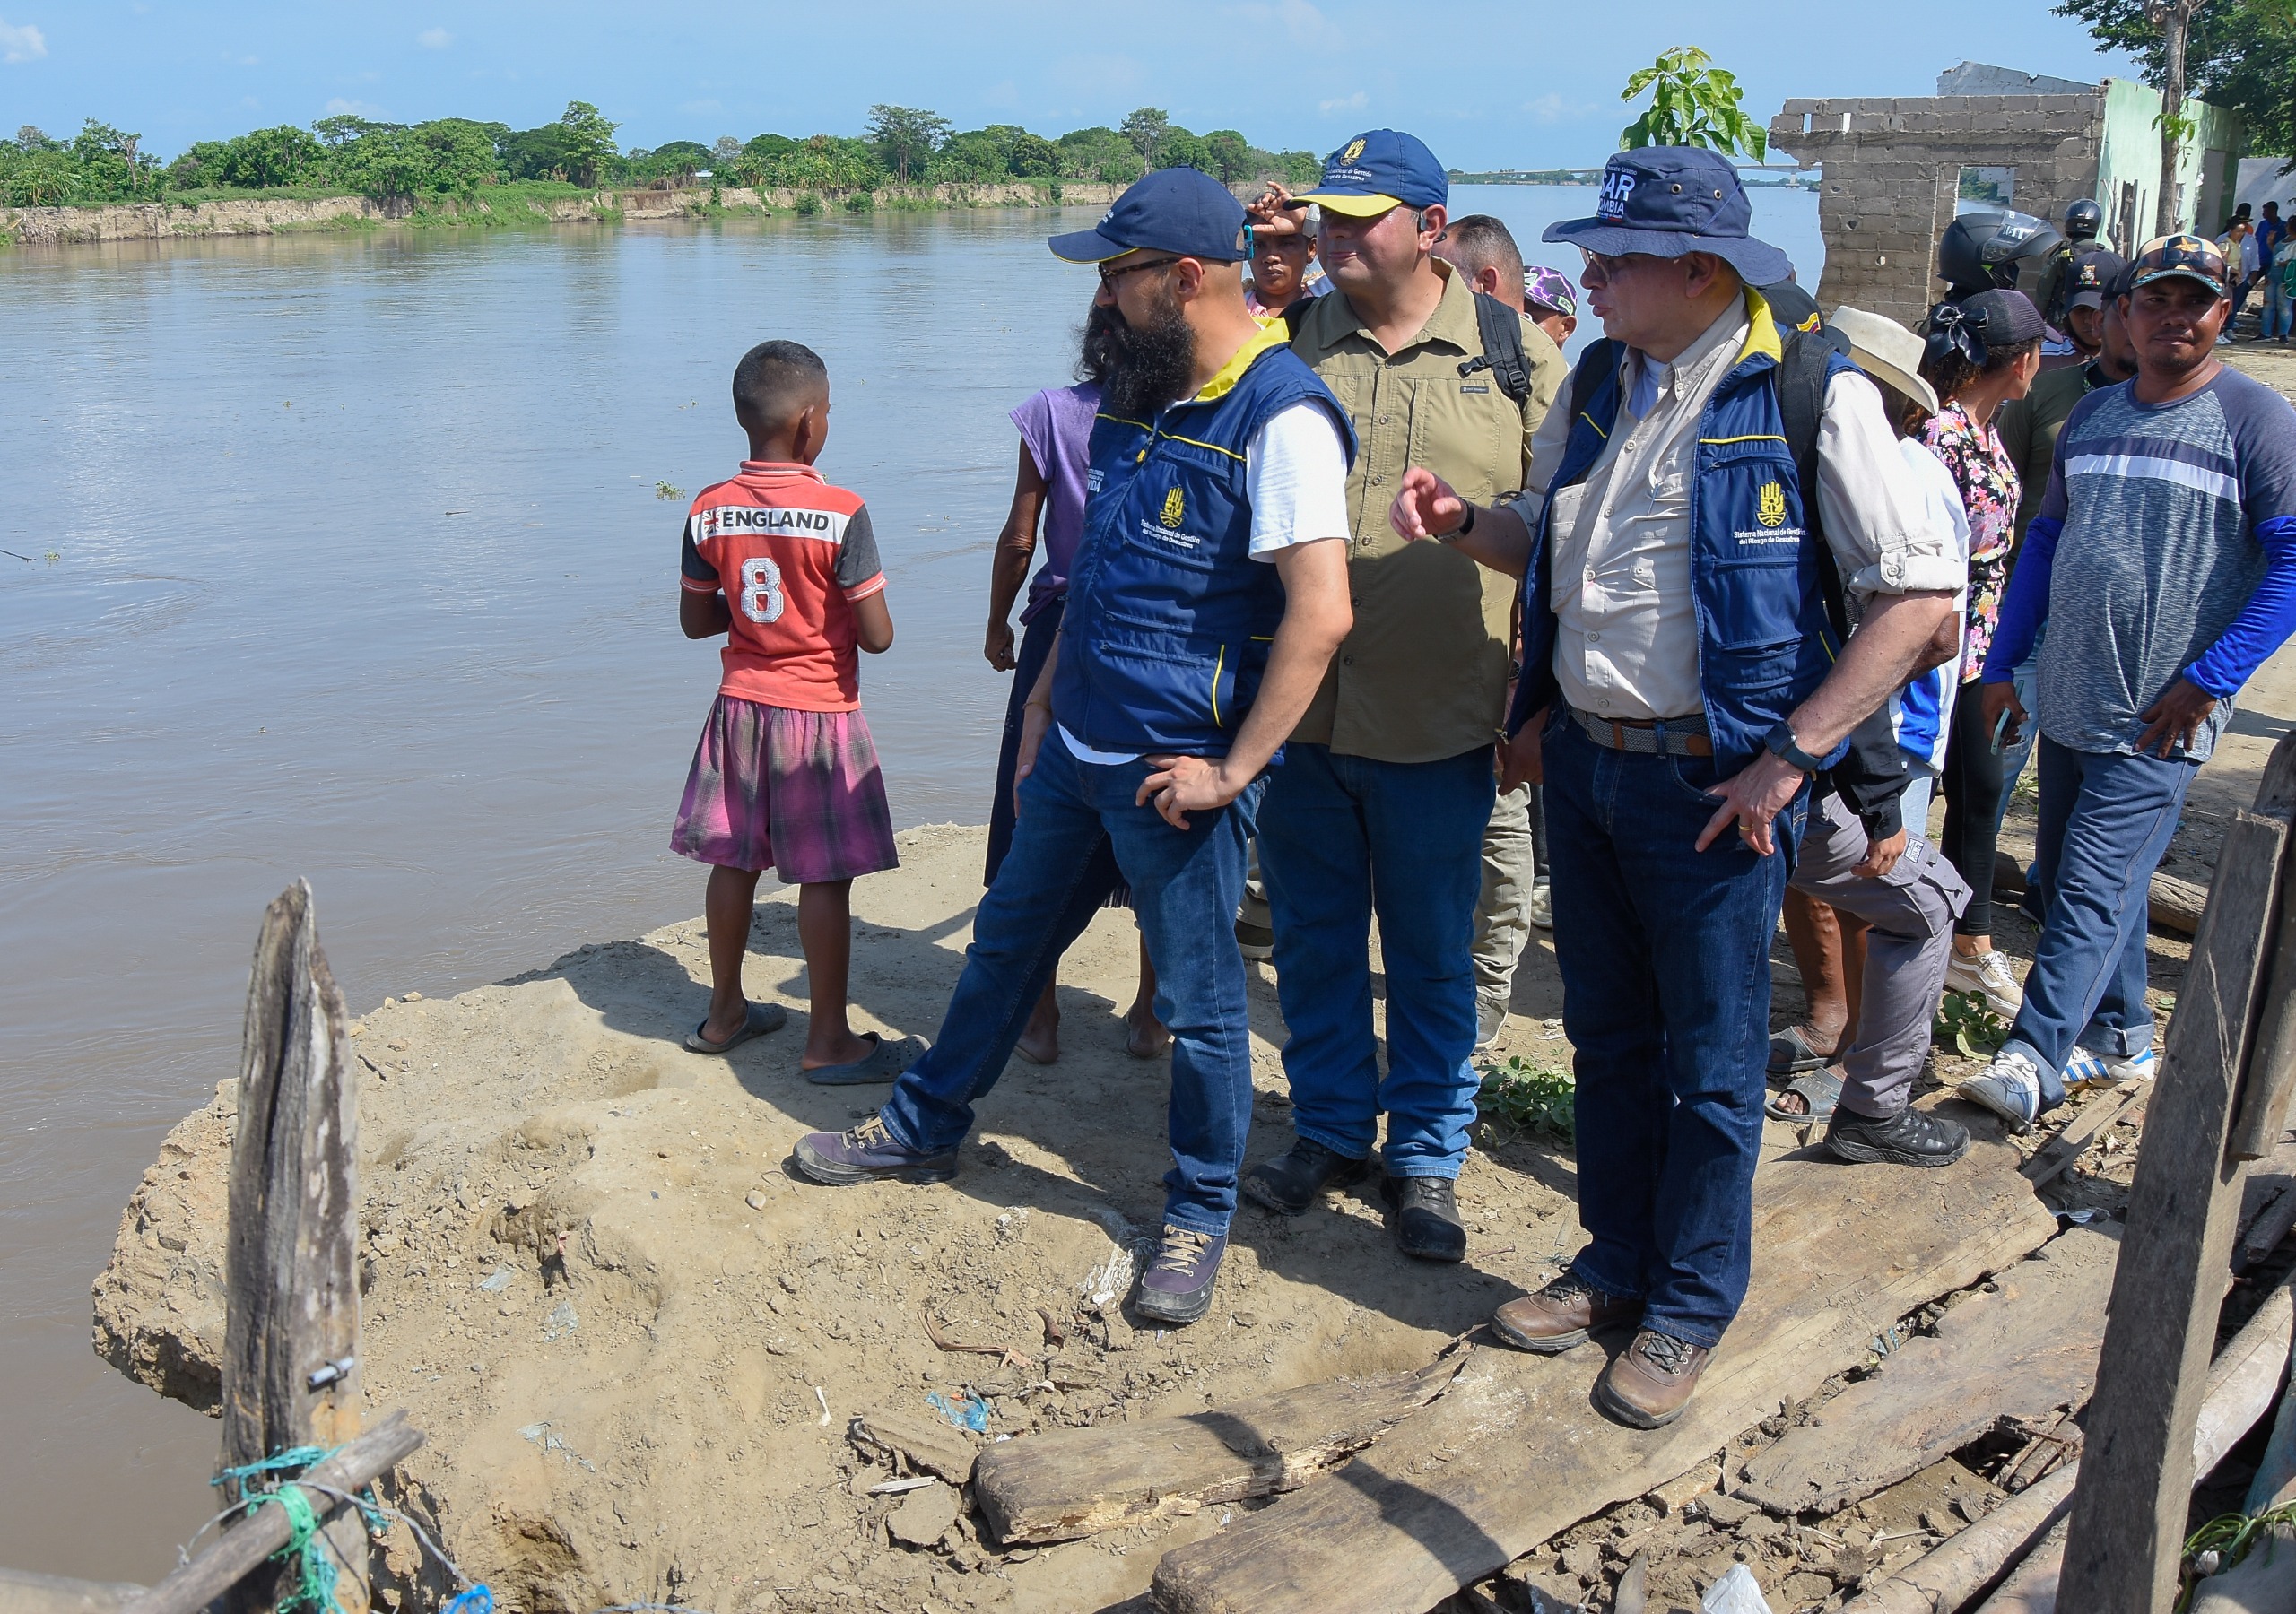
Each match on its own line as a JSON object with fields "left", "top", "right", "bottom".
{"left": 1508, "top": 291, "right": 1955, "bottom": 721}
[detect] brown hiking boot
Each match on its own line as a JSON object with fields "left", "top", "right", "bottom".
{"left": 1596, "top": 1330, "right": 1711, "bottom": 1428}
{"left": 1491, "top": 1271, "right": 1642, "bottom": 1355}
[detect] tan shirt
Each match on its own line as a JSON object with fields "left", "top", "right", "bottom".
{"left": 1508, "top": 292, "right": 1955, "bottom": 722}
{"left": 1286, "top": 264, "right": 1566, "bottom": 762}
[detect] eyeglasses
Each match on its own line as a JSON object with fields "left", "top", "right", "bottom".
{"left": 1578, "top": 248, "right": 1657, "bottom": 284}
{"left": 1098, "top": 256, "right": 1183, "bottom": 288}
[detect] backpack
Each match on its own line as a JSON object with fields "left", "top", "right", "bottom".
{"left": 1283, "top": 290, "right": 1535, "bottom": 407}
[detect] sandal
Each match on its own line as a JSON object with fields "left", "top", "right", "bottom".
{"left": 1766, "top": 1066, "right": 1843, "bottom": 1124}
{"left": 1768, "top": 1024, "right": 1839, "bottom": 1077}
{"left": 684, "top": 1002, "right": 787, "bottom": 1054}
{"left": 805, "top": 1032, "right": 930, "bottom": 1087}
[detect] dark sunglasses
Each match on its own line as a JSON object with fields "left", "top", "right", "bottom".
{"left": 1098, "top": 256, "right": 1183, "bottom": 288}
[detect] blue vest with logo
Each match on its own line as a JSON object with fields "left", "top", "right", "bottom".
{"left": 1055, "top": 330, "right": 1356, "bottom": 759}
{"left": 1509, "top": 291, "right": 1853, "bottom": 773}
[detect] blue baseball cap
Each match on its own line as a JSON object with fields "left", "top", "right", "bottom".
{"left": 1293, "top": 129, "right": 1448, "bottom": 217}
{"left": 1544, "top": 147, "right": 1792, "bottom": 285}
{"left": 1048, "top": 166, "right": 1248, "bottom": 264}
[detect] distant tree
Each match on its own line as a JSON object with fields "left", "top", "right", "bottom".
{"left": 555, "top": 100, "right": 620, "bottom": 187}
{"left": 2059, "top": 0, "right": 2271, "bottom": 224}
{"left": 1006, "top": 131, "right": 1059, "bottom": 178}
{"left": 1160, "top": 128, "right": 1209, "bottom": 172}
{"left": 1617, "top": 46, "right": 1768, "bottom": 160}
{"left": 311, "top": 115, "right": 404, "bottom": 148}
{"left": 1200, "top": 129, "right": 1253, "bottom": 183}
{"left": 1120, "top": 107, "right": 1171, "bottom": 164}
{"left": 711, "top": 135, "right": 743, "bottom": 169}
{"left": 16, "top": 124, "right": 56, "bottom": 151}
{"left": 1058, "top": 126, "right": 1146, "bottom": 183}
{"left": 865, "top": 104, "right": 951, "bottom": 183}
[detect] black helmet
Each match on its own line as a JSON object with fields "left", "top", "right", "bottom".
{"left": 2065, "top": 198, "right": 2103, "bottom": 242}
{"left": 1937, "top": 208, "right": 2068, "bottom": 299}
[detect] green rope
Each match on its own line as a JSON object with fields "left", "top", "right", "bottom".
{"left": 213, "top": 1445, "right": 361, "bottom": 1614}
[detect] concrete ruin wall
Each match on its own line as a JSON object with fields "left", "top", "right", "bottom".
{"left": 1768, "top": 94, "right": 2107, "bottom": 330}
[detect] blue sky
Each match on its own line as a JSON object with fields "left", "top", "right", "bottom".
{"left": 1, "top": 1, "right": 2144, "bottom": 169}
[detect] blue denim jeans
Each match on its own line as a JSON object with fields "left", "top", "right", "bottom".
{"left": 1544, "top": 715, "right": 1805, "bottom": 1347}
{"left": 2004, "top": 736, "right": 2195, "bottom": 1109}
{"left": 1257, "top": 742, "right": 1495, "bottom": 1177}
{"left": 2268, "top": 281, "right": 2293, "bottom": 342}
{"left": 878, "top": 730, "right": 1256, "bottom": 1235}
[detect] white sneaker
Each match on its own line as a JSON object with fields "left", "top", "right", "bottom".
{"left": 1529, "top": 879, "right": 1553, "bottom": 932}
{"left": 1960, "top": 1049, "right": 2045, "bottom": 1133}
{"left": 1944, "top": 949, "right": 2025, "bottom": 1019}
{"left": 2063, "top": 1046, "right": 2157, "bottom": 1090}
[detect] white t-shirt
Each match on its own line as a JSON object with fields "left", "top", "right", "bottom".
{"left": 1060, "top": 401, "right": 1348, "bottom": 765}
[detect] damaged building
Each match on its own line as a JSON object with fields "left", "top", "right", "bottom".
{"left": 1768, "top": 60, "right": 2239, "bottom": 328}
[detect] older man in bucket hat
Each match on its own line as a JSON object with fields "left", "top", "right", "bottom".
{"left": 1390, "top": 148, "right": 1960, "bottom": 1427}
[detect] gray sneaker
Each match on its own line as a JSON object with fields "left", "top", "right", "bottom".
{"left": 1960, "top": 1049, "right": 2045, "bottom": 1133}
{"left": 1529, "top": 878, "right": 1552, "bottom": 931}
{"left": 1135, "top": 1225, "right": 1225, "bottom": 1324}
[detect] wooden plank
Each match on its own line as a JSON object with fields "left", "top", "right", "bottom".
{"left": 1848, "top": 1268, "right": 2296, "bottom": 1614}
{"left": 0, "top": 1570, "right": 144, "bottom": 1614}
{"left": 218, "top": 881, "right": 363, "bottom": 1614}
{"left": 1150, "top": 1129, "right": 2057, "bottom": 1614}
{"left": 118, "top": 1412, "right": 422, "bottom": 1614}
{"left": 2152, "top": 870, "right": 2210, "bottom": 938}
{"left": 2022, "top": 1081, "right": 2144, "bottom": 1190}
{"left": 973, "top": 1354, "right": 1465, "bottom": 1546}
{"left": 2230, "top": 848, "right": 2296, "bottom": 1160}
{"left": 2057, "top": 734, "right": 2296, "bottom": 1614}
{"left": 1736, "top": 1225, "right": 2119, "bottom": 1518}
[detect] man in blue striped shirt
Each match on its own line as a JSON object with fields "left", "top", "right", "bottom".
{"left": 1961, "top": 232, "right": 2296, "bottom": 1128}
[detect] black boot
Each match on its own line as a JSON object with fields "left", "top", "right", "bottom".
{"left": 1242, "top": 1138, "right": 1368, "bottom": 1215}
{"left": 1380, "top": 1175, "right": 1466, "bottom": 1263}
{"left": 1824, "top": 1105, "right": 1970, "bottom": 1168}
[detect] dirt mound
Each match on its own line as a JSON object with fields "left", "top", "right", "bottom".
{"left": 95, "top": 825, "right": 1576, "bottom": 1614}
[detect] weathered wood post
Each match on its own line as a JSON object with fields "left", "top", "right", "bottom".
{"left": 218, "top": 881, "right": 364, "bottom": 1614}
{"left": 2058, "top": 733, "right": 2296, "bottom": 1611}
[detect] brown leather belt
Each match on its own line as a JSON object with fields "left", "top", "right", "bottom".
{"left": 1571, "top": 707, "right": 1714, "bottom": 757}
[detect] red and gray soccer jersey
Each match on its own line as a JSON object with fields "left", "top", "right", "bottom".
{"left": 680, "top": 461, "right": 886, "bottom": 713}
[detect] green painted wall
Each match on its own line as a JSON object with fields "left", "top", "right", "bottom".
{"left": 2097, "top": 75, "right": 2240, "bottom": 247}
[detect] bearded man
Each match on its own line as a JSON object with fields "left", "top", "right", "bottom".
{"left": 791, "top": 167, "right": 1357, "bottom": 1326}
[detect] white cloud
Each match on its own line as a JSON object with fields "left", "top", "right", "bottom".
{"left": 324, "top": 97, "right": 381, "bottom": 117}
{"left": 1523, "top": 93, "right": 1597, "bottom": 124}
{"left": 1318, "top": 91, "right": 1366, "bottom": 115}
{"left": 416, "top": 27, "right": 450, "bottom": 48}
{"left": 0, "top": 17, "right": 44, "bottom": 61}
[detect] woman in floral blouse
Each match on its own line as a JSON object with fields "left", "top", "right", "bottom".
{"left": 1918, "top": 289, "right": 2046, "bottom": 1020}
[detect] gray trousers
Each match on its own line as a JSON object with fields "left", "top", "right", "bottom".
{"left": 1789, "top": 791, "right": 1970, "bottom": 1118}
{"left": 1473, "top": 782, "right": 1538, "bottom": 1008}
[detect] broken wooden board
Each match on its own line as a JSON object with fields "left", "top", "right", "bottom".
{"left": 2022, "top": 1083, "right": 2144, "bottom": 1190}
{"left": 848, "top": 1409, "right": 978, "bottom": 1484}
{"left": 972, "top": 1352, "right": 1466, "bottom": 1546}
{"left": 1735, "top": 1224, "right": 2119, "bottom": 1517}
{"left": 1151, "top": 1131, "right": 2057, "bottom": 1614}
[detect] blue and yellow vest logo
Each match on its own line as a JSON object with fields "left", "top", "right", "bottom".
{"left": 1161, "top": 488, "right": 1186, "bottom": 528}
{"left": 1757, "top": 481, "right": 1787, "bottom": 528}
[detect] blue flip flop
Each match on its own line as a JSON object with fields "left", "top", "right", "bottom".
{"left": 684, "top": 1002, "right": 787, "bottom": 1054}
{"left": 806, "top": 1033, "right": 929, "bottom": 1086}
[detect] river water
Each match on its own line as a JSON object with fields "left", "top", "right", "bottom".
{"left": 0, "top": 187, "right": 1820, "bottom": 1580}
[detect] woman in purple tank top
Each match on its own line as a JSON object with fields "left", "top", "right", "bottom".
{"left": 983, "top": 305, "right": 1166, "bottom": 1064}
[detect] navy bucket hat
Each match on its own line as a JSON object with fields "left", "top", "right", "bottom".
{"left": 1545, "top": 147, "right": 1793, "bottom": 285}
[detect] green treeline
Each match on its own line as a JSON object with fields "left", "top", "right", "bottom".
{"left": 0, "top": 100, "right": 1319, "bottom": 210}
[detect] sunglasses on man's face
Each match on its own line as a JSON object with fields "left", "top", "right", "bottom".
{"left": 1578, "top": 248, "right": 1665, "bottom": 284}
{"left": 1097, "top": 256, "right": 1184, "bottom": 288}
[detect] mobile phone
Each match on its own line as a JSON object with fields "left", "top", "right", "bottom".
{"left": 1990, "top": 707, "right": 2013, "bottom": 755}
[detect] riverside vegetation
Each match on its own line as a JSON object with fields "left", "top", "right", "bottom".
{"left": 0, "top": 100, "right": 1319, "bottom": 220}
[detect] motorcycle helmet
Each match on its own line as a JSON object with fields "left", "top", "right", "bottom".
{"left": 2064, "top": 198, "right": 2103, "bottom": 243}
{"left": 1937, "top": 209, "right": 2068, "bottom": 299}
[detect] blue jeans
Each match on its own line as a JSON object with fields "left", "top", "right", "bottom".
{"left": 1258, "top": 742, "right": 1495, "bottom": 1177}
{"left": 2268, "top": 281, "right": 2294, "bottom": 341}
{"left": 1988, "top": 647, "right": 2041, "bottom": 846}
{"left": 2004, "top": 737, "right": 2195, "bottom": 1109}
{"left": 879, "top": 730, "right": 1256, "bottom": 1235}
{"left": 1544, "top": 715, "right": 1805, "bottom": 1347}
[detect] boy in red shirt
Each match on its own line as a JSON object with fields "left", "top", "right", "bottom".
{"left": 674, "top": 340, "right": 920, "bottom": 1083}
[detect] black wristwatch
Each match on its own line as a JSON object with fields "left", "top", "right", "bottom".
{"left": 1764, "top": 720, "right": 1826, "bottom": 774}
{"left": 1448, "top": 502, "right": 1477, "bottom": 541}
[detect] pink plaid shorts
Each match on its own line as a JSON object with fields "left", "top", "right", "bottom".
{"left": 671, "top": 697, "right": 898, "bottom": 882}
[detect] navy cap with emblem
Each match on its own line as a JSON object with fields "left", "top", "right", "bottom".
{"left": 1048, "top": 166, "right": 1248, "bottom": 264}
{"left": 1292, "top": 128, "right": 1448, "bottom": 217}
{"left": 1544, "top": 146, "right": 1792, "bottom": 285}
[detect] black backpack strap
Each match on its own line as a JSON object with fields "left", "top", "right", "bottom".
{"left": 1457, "top": 291, "right": 1533, "bottom": 406}
{"left": 1776, "top": 326, "right": 1851, "bottom": 643}
{"left": 1564, "top": 338, "right": 1623, "bottom": 442}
